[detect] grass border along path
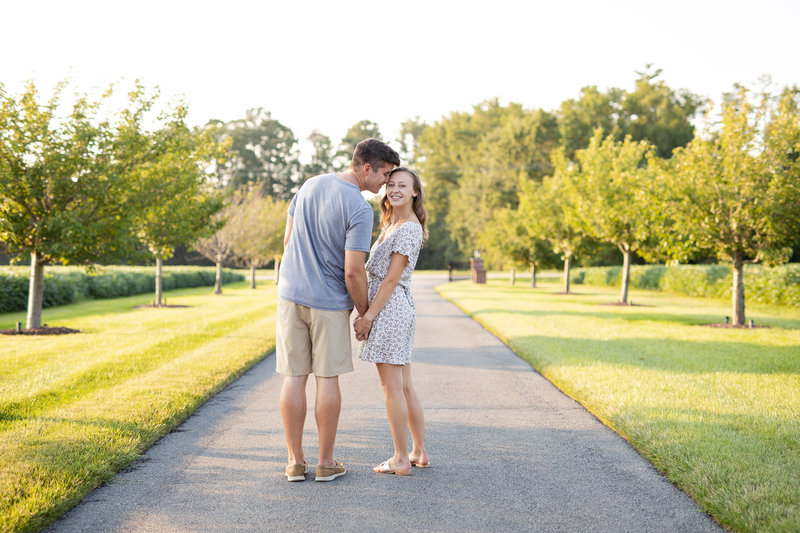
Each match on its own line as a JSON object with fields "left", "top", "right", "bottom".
{"left": 0, "top": 282, "right": 278, "bottom": 532}
{"left": 436, "top": 278, "right": 800, "bottom": 533}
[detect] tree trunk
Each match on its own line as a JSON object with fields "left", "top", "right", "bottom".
{"left": 563, "top": 255, "right": 572, "bottom": 294}
{"left": 250, "top": 262, "right": 256, "bottom": 289}
{"left": 214, "top": 256, "right": 223, "bottom": 295}
{"left": 530, "top": 262, "right": 537, "bottom": 288}
{"left": 155, "top": 256, "right": 163, "bottom": 306}
{"left": 619, "top": 244, "right": 631, "bottom": 304}
{"left": 274, "top": 256, "right": 281, "bottom": 285}
{"left": 26, "top": 252, "right": 45, "bottom": 329}
{"left": 732, "top": 251, "right": 746, "bottom": 325}
{"left": 510, "top": 267, "right": 515, "bottom": 286}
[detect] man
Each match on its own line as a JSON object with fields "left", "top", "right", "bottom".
{"left": 276, "top": 138, "right": 400, "bottom": 482}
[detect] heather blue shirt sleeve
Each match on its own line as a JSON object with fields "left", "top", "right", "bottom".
{"left": 346, "top": 203, "right": 374, "bottom": 252}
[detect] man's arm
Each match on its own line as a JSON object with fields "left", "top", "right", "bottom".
{"left": 344, "top": 250, "right": 368, "bottom": 316}
{"left": 283, "top": 214, "right": 293, "bottom": 249}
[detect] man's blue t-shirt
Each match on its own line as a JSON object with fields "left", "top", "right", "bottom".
{"left": 277, "top": 173, "right": 373, "bottom": 311}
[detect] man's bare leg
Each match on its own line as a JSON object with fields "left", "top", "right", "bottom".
{"left": 314, "top": 375, "right": 341, "bottom": 466}
{"left": 280, "top": 375, "right": 309, "bottom": 465}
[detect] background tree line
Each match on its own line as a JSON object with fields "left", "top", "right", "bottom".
{"left": 470, "top": 76, "right": 800, "bottom": 326}
{"left": 0, "top": 80, "right": 396, "bottom": 329}
{"left": 3, "top": 67, "right": 799, "bottom": 329}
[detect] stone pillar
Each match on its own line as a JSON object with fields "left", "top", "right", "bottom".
{"left": 470, "top": 257, "right": 486, "bottom": 284}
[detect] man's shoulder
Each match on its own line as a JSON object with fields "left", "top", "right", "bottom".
{"left": 300, "top": 173, "right": 335, "bottom": 190}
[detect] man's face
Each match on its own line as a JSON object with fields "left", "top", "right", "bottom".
{"left": 364, "top": 163, "right": 395, "bottom": 194}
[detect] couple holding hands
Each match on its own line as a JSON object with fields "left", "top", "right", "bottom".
{"left": 276, "top": 138, "right": 429, "bottom": 481}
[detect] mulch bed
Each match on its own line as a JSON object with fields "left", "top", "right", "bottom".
{"left": 0, "top": 326, "right": 81, "bottom": 336}
{"left": 600, "top": 301, "right": 649, "bottom": 307}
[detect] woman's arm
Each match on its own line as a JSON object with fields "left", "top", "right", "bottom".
{"left": 353, "top": 251, "right": 408, "bottom": 339}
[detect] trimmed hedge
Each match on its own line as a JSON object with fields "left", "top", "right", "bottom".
{"left": 571, "top": 263, "right": 800, "bottom": 307}
{"left": 0, "top": 266, "right": 245, "bottom": 313}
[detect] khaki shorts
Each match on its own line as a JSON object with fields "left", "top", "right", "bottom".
{"left": 276, "top": 299, "right": 354, "bottom": 377}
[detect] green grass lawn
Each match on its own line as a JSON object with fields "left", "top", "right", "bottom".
{"left": 0, "top": 282, "right": 278, "bottom": 532}
{"left": 437, "top": 277, "right": 800, "bottom": 533}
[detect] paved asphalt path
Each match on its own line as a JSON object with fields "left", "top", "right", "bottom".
{"left": 49, "top": 275, "right": 721, "bottom": 532}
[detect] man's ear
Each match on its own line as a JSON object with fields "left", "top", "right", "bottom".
{"left": 361, "top": 163, "right": 372, "bottom": 176}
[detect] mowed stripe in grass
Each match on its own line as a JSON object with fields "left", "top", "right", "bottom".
{"left": 436, "top": 278, "right": 800, "bottom": 533}
{"left": 0, "top": 283, "right": 278, "bottom": 533}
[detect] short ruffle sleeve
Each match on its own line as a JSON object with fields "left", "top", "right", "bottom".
{"left": 389, "top": 223, "right": 423, "bottom": 260}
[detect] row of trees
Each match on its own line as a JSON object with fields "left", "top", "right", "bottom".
{"left": 412, "top": 67, "right": 706, "bottom": 268}
{"left": 481, "top": 85, "right": 800, "bottom": 325}
{"left": 0, "top": 80, "right": 391, "bottom": 329}
{"left": 0, "top": 80, "right": 227, "bottom": 328}
{"left": 3, "top": 68, "right": 798, "bottom": 329}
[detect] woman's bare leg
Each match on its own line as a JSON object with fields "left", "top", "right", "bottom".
{"left": 402, "top": 364, "right": 428, "bottom": 466}
{"left": 375, "top": 363, "right": 412, "bottom": 473}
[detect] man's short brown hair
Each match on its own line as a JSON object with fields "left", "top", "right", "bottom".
{"left": 352, "top": 138, "right": 401, "bottom": 170}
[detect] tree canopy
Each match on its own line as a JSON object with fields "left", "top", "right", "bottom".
{"left": 558, "top": 129, "right": 662, "bottom": 303}
{"left": 210, "top": 108, "right": 300, "bottom": 200}
{"left": 0, "top": 80, "right": 214, "bottom": 327}
{"left": 663, "top": 85, "right": 800, "bottom": 324}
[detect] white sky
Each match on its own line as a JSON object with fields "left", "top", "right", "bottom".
{"left": 3, "top": 0, "right": 799, "bottom": 159}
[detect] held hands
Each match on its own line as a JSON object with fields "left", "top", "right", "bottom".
{"left": 353, "top": 314, "right": 373, "bottom": 342}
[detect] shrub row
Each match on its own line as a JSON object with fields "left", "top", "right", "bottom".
{"left": 0, "top": 266, "right": 245, "bottom": 313}
{"left": 571, "top": 263, "right": 800, "bottom": 307}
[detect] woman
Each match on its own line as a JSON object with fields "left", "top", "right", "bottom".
{"left": 354, "top": 167, "right": 430, "bottom": 476}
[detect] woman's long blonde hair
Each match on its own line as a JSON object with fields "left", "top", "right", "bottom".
{"left": 379, "top": 167, "right": 428, "bottom": 242}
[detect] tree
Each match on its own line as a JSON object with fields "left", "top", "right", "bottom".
{"left": 211, "top": 108, "right": 300, "bottom": 200}
{"left": 620, "top": 65, "right": 705, "bottom": 158}
{"left": 664, "top": 85, "right": 800, "bottom": 325}
{"left": 334, "top": 120, "right": 382, "bottom": 170}
{"left": 558, "top": 67, "right": 703, "bottom": 160}
{"left": 397, "top": 117, "right": 427, "bottom": 166}
{"left": 132, "top": 112, "right": 226, "bottom": 306}
{"left": 192, "top": 204, "right": 239, "bottom": 295}
{"left": 0, "top": 80, "right": 173, "bottom": 328}
{"left": 480, "top": 206, "right": 554, "bottom": 287}
{"left": 560, "top": 129, "right": 663, "bottom": 304}
{"left": 302, "top": 129, "right": 334, "bottom": 180}
{"left": 518, "top": 175, "right": 594, "bottom": 294}
{"left": 417, "top": 100, "right": 559, "bottom": 266}
{"left": 229, "top": 191, "right": 287, "bottom": 288}
{"left": 558, "top": 85, "right": 621, "bottom": 160}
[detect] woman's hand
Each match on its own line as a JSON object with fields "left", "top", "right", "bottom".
{"left": 353, "top": 315, "right": 373, "bottom": 341}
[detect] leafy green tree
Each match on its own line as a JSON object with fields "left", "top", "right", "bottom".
{"left": 192, "top": 205, "right": 239, "bottom": 295}
{"left": 480, "top": 206, "right": 555, "bottom": 287}
{"left": 620, "top": 65, "right": 705, "bottom": 158}
{"left": 302, "top": 129, "right": 334, "bottom": 179}
{"left": 397, "top": 117, "right": 427, "bottom": 165}
{"left": 211, "top": 108, "right": 300, "bottom": 200}
{"left": 0, "top": 80, "right": 173, "bottom": 328}
{"left": 665, "top": 85, "right": 800, "bottom": 325}
{"left": 229, "top": 191, "right": 287, "bottom": 288}
{"left": 558, "top": 67, "right": 703, "bottom": 160}
{"left": 558, "top": 85, "right": 620, "bottom": 160}
{"left": 417, "top": 100, "right": 559, "bottom": 266}
{"left": 334, "top": 120, "right": 382, "bottom": 170}
{"left": 132, "top": 114, "right": 226, "bottom": 306}
{"left": 518, "top": 175, "right": 594, "bottom": 294}
{"left": 559, "top": 130, "right": 663, "bottom": 304}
